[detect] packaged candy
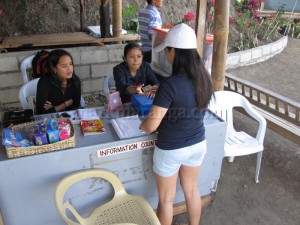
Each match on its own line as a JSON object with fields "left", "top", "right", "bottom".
{"left": 46, "top": 119, "right": 60, "bottom": 144}
{"left": 34, "top": 133, "right": 48, "bottom": 145}
{"left": 2, "top": 129, "right": 34, "bottom": 147}
{"left": 47, "top": 118, "right": 59, "bottom": 131}
{"left": 24, "top": 125, "right": 36, "bottom": 143}
{"left": 47, "top": 129, "right": 60, "bottom": 144}
{"left": 58, "top": 120, "right": 71, "bottom": 140}
{"left": 59, "top": 129, "right": 70, "bottom": 140}
{"left": 34, "top": 123, "right": 47, "bottom": 134}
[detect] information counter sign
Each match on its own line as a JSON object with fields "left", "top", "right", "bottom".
{"left": 97, "top": 139, "right": 157, "bottom": 158}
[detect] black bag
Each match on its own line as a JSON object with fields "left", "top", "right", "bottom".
{"left": 32, "top": 50, "right": 49, "bottom": 79}
{"left": 2, "top": 109, "right": 33, "bottom": 128}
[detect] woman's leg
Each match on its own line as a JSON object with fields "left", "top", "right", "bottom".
{"left": 155, "top": 172, "right": 178, "bottom": 225}
{"left": 179, "top": 165, "right": 202, "bottom": 225}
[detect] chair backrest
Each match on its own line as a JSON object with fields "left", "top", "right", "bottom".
{"left": 103, "top": 74, "right": 115, "bottom": 98}
{"left": 20, "top": 55, "right": 35, "bottom": 83}
{"left": 209, "top": 91, "right": 257, "bottom": 134}
{"left": 54, "top": 169, "right": 160, "bottom": 225}
{"left": 19, "top": 78, "right": 40, "bottom": 110}
{"left": 209, "top": 90, "right": 266, "bottom": 142}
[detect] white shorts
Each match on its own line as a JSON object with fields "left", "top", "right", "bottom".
{"left": 153, "top": 140, "right": 207, "bottom": 177}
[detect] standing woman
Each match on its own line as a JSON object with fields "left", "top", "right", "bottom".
{"left": 36, "top": 49, "right": 81, "bottom": 115}
{"left": 139, "top": 24, "right": 214, "bottom": 225}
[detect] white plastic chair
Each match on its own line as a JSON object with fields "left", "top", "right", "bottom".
{"left": 103, "top": 73, "right": 115, "bottom": 98}
{"left": 20, "top": 54, "right": 85, "bottom": 108}
{"left": 20, "top": 55, "right": 35, "bottom": 83}
{"left": 54, "top": 169, "right": 160, "bottom": 225}
{"left": 19, "top": 78, "right": 40, "bottom": 110}
{"left": 208, "top": 90, "right": 267, "bottom": 183}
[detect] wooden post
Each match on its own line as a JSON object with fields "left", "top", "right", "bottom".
{"left": 195, "top": 0, "right": 207, "bottom": 57}
{"left": 100, "top": 0, "right": 111, "bottom": 38}
{"left": 79, "top": 0, "right": 85, "bottom": 31}
{"left": 211, "top": 0, "right": 229, "bottom": 91}
{"left": 112, "top": 0, "right": 122, "bottom": 43}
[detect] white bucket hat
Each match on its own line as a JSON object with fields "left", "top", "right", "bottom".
{"left": 153, "top": 23, "right": 197, "bottom": 52}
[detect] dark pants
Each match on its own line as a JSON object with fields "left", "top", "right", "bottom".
{"left": 143, "top": 51, "right": 152, "bottom": 63}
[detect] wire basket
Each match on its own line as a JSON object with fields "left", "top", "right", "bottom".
{"left": 4, "top": 118, "right": 75, "bottom": 158}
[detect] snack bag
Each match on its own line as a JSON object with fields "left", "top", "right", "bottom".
{"left": 2, "top": 129, "right": 33, "bottom": 147}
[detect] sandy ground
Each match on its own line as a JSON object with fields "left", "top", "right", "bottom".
{"left": 173, "top": 38, "right": 300, "bottom": 225}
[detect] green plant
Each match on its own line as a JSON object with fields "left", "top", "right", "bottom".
{"left": 231, "top": 0, "right": 290, "bottom": 52}
{"left": 292, "top": 20, "right": 300, "bottom": 38}
{"left": 122, "top": 4, "right": 138, "bottom": 32}
{"left": 261, "top": 3, "right": 286, "bottom": 41}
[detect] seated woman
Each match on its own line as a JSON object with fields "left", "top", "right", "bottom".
{"left": 113, "top": 41, "right": 160, "bottom": 103}
{"left": 36, "top": 49, "right": 81, "bottom": 115}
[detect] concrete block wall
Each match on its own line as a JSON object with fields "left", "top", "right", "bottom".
{"left": 0, "top": 45, "right": 125, "bottom": 109}
{"left": 0, "top": 36, "right": 289, "bottom": 109}
{"left": 226, "top": 36, "right": 288, "bottom": 69}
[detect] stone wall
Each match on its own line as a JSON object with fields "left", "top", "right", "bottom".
{"left": 0, "top": 45, "right": 124, "bottom": 109}
{"left": 226, "top": 36, "right": 288, "bottom": 69}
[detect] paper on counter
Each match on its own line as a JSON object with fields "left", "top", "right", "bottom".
{"left": 111, "top": 115, "right": 144, "bottom": 139}
{"left": 77, "top": 108, "right": 99, "bottom": 120}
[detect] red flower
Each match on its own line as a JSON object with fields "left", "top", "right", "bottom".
{"left": 208, "top": 15, "right": 213, "bottom": 20}
{"left": 184, "top": 11, "right": 196, "bottom": 22}
{"left": 211, "top": 0, "right": 215, "bottom": 6}
{"left": 229, "top": 18, "right": 235, "bottom": 23}
{"left": 236, "top": 12, "right": 242, "bottom": 16}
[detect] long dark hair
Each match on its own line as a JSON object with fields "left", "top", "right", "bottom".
{"left": 46, "top": 49, "right": 80, "bottom": 88}
{"left": 168, "top": 47, "right": 213, "bottom": 109}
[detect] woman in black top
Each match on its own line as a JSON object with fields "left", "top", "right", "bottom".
{"left": 113, "top": 41, "right": 160, "bottom": 103}
{"left": 36, "top": 49, "right": 81, "bottom": 115}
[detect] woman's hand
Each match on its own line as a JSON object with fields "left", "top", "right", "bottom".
{"left": 135, "top": 84, "right": 144, "bottom": 95}
{"left": 44, "top": 101, "right": 53, "bottom": 111}
{"left": 144, "top": 85, "right": 158, "bottom": 98}
{"left": 128, "top": 84, "right": 144, "bottom": 95}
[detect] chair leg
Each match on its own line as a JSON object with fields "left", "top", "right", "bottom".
{"left": 0, "top": 208, "right": 4, "bottom": 225}
{"left": 228, "top": 156, "right": 235, "bottom": 162}
{"left": 255, "top": 151, "right": 263, "bottom": 183}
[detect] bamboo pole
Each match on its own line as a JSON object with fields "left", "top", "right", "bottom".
{"left": 112, "top": 0, "right": 122, "bottom": 43}
{"left": 195, "top": 0, "right": 207, "bottom": 57}
{"left": 211, "top": 0, "right": 229, "bottom": 91}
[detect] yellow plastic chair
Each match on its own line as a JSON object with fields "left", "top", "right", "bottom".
{"left": 54, "top": 169, "right": 160, "bottom": 225}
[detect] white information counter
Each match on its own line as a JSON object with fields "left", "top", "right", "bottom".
{"left": 0, "top": 108, "right": 226, "bottom": 225}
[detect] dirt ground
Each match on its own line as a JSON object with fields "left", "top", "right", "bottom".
{"left": 172, "top": 38, "right": 300, "bottom": 225}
